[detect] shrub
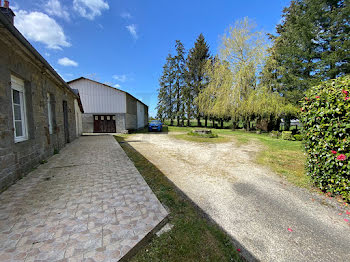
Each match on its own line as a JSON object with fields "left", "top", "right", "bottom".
{"left": 300, "top": 76, "right": 350, "bottom": 201}
{"left": 281, "top": 131, "right": 294, "bottom": 140}
{"left": 294, "top": 134, "right": 303, "bottom": 141}
{"left": 270, "top": 130, "right": 280, "bottom": 139}
{"left": 188, "top": 131, "right": 218, "bottom": 138}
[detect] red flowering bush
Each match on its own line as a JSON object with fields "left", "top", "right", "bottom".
{"left": 301, "top": 76, "right": 350, "bottom": 202}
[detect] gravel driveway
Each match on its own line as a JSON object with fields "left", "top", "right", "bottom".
{"left": 123, "top": 133, "right": 350, "bottom": 262}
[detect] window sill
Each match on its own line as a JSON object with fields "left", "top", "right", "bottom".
{"left": 15, "top": 137, "right": 28, "bottom": 143}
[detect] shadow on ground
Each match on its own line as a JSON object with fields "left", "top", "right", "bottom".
{"left": 115, "top": 135, "right": 258, "bottom": 262}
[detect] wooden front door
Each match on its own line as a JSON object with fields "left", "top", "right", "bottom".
{"left": 93, "top": 115, "right": 116, "bottom": 133}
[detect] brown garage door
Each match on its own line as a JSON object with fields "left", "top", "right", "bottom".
{"left": 93, "top": 115, "right": 116, "bottom": 133}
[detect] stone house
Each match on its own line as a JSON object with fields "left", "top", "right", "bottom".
{"left": 68, "top": 77, "right": 148, "bottom": 133}
{"left": 0, "top": 4, "right": 83, "bottom": 191}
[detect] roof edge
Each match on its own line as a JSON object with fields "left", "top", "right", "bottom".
{"left": 68, "top": 77, "right": 148, "bottom": 108}
{"left": 0, "top": 12, "right": 78, "bottom": 100}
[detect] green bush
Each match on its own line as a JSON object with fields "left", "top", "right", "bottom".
{"left": 300, "top": 76, "right": 350, "bottom": 201}
{"left": 281, "top": 131, "right": 294, "bottom": 140}
{"left": 294, "top": 134, "right": 303, "bottom": 141}
{"left": 270, "top": 131, "right": 280, "bottom": 138}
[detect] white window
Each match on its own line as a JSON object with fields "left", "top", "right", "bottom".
{"left": 47, "top": 93, "right": 53, "bottom": 134}
{"left": 11, "top": 76, "right": 28, "bottom": 143}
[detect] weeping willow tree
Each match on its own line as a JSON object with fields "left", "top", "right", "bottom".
{"left": 196, "top": 58, "right": 234, "bottom": 126}
{"left": 242, "top": 87, "right": 299, "bottom": 131}
{"left": 197, "top": 17, "right": 298, "bottom": 131}
{"left": 219, "top": 17, "right": 267, "bottom": 128}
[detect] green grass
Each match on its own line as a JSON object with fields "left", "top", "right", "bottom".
{"left": 167, "top": 126, "right": 311, "bottom": 189}
{"left": 114, "top": 135, "right": 242, "bottom": 262}
{"left": 171, "top": 133, "right": 231, "bottom": 143}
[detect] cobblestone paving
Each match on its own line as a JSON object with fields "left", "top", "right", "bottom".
{"left": 0, "top": 136, "right": 168, "bottom": 261}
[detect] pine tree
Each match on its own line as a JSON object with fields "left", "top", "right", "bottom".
{"left": 173, "top": 40, "right": 186, "bottom": 126}
{"left": 185, "top": 33, "right": 210, "bottom": 126}
{"left": 263, "top": 0, "right": 350, "bottom": 106}
{"left": 157, "top": 54, "right": 175, "bottom": 125}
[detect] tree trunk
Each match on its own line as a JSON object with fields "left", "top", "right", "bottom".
{"left": 220, "top": 119, "right": 224, "bottom": 129}
{"left": 170, "top": 119, "right": 174, "bottom": 126}
{"left": 204, "top": 116, "right": 208, "bottom": 127}
{"left": 275, "top": 117, "right": 281, "bottom": 131}
{"left": 245, "top": 117, "right": 250, "bottom": 131}
{"left": 187, "top": 118, "right": 191, "bottom": 127}
{"left": 232, "top": 121, "right": 237, "bottom": 130}
{"left": 177, "top": 116, "right": 180, "bottom": 126}
{"left": 197, "top": 117, "right": 201, "bottom": 127}
{"left": 284, "top": 114, "right": 291, "bottom": 131}
{"left": 212, "top": 119, "right": 215, "bottom": 128}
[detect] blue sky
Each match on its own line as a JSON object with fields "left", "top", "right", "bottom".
{"left": 11, "top": 0, "right": 290, "bottom": 116}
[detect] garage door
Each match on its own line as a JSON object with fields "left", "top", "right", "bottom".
{"left": 93, "top": 115, "right": 116, "bottom": 133}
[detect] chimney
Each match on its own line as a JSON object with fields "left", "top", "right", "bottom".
{"left": 1, "top": 0, "right": 15, "bottom": 24}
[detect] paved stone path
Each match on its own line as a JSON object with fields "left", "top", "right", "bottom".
{"left": 0, "top": 136, "right": 168, "bottom": 261}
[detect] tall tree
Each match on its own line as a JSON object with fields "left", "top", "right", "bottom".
{"left": 185, "top": 33, "right": 210, "bottom": 126}
{"left": 262, "top": 0, "right": 350, "bottom": 105}
{"left": 157, "top": 54, "right": 175, "bottom": 125}
{"left": 219, "top": 17, "right": 267, "bottom": 129}
{"left": 173, "top": 40, "right": 186, "bottom": 126}
{"left": 196, "top": 58, "right": 233, "bottom": 125}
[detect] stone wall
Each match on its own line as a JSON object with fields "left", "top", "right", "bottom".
{"left": 0, "top": 27, "right": 77, "bottom": 192}
{"left": 125, "top": 94, "right": 137, "bottom": 130}
{"left": 82, "top": 113, "right": 126, "bottom": 133}
{"left": 82, "top": 114, "right": 94, "bottom": 133}
{"left": 115, "top": 113, "right": 126, "bottom": 132}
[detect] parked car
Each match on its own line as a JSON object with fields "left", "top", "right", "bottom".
{"left": 149, "top": 120, "right": 163, "bottom": 132}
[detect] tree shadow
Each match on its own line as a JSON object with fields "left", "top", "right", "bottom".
{"left": 116, "top": 136, "right": 259, "bottom": 262}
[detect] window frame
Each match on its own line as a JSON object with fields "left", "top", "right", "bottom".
{"left": 11, "top": 75, "right": 28, "bottom": 143}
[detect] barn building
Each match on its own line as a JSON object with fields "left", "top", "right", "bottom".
{"left": 68, "top": 77, "right": 148, "bottom": 133}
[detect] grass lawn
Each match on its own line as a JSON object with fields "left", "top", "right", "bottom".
{"left": 166, "top": 126, "right": 311, "bottom": 189}
{"left": 171, "top": 133, "right": 232, "bottom": 143}
{"left": 115, "top": 135, "right": 243, "bottom": 262}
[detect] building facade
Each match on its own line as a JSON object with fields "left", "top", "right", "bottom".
{"left": 0, "top": 8, "right": 83, "bottom": 191}
{"left": 68, "top": 77, "right": 148, "bottom": 133}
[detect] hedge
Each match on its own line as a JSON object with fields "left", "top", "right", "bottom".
{"left": 300, "top": 76, "right": 350, "bottom": 201}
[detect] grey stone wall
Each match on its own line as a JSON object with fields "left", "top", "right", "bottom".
{"left": 82, "top": 114, "right": 94, "bottom": 133}
{"left": 115, "top": 113, "right": 126, "bottom": 132}
{"left": 82, "top": 113, "right": 126, "bottom": 133}
{"left": 0, "top": 27, "right": 77, "bottom": 192}
{"left": 125, "top": 114, "right": 137, "bottom": 130}
{"left": 126, "top": 94, "right": 137, "bottom": 130}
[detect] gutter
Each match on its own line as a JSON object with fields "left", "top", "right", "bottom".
{"left": 0, "top": 11, "right": 79, "bottom": 99}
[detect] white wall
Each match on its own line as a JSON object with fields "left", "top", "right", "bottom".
{"left": 69, "top": 79, "right": 126, "bottom": 114}
{"left": 74, "top": 99, "right": 82, "bottom": 137}
{"left": 137, "top": 101, "right": 145, "bottom": 129}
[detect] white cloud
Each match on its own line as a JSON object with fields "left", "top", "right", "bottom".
{"left": 121, "top": 12, "right": 132, "bottom": 19}
{"left": 44, "top": 0, "right": 70, "bottom": 21}
{"left": 126, "top": 24, "right": 138, "bottom": 39}
{"left": 113, "top": 74, "right": 127, "bottom": 82}
{"left": 11, "top": 2, "right": 19, "bottom": 11}
{"left": 114, "top": 84, "right": 121, "bottom": 88}
{"left": 58, "top": 57, "right": 78, "bottom": 67}
{"left": 15, "top": 10, "right": 71, "bottom": 50}
{"left": 73, "top": 0, "right": 109, "bottom": 20}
